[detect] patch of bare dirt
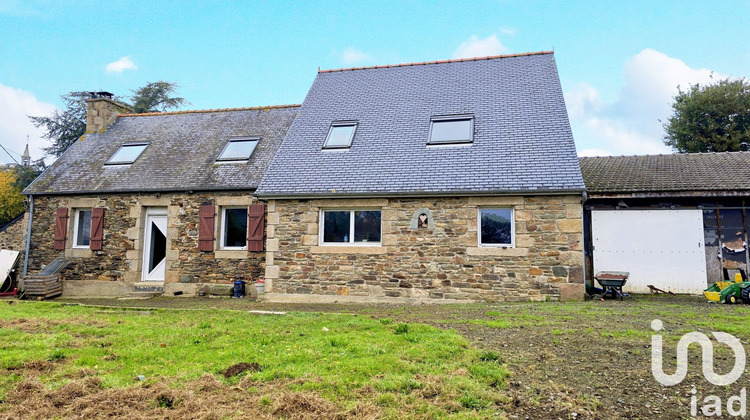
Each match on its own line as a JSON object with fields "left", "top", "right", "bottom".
{"left": 0, "top": 376, "right": 379, "bottom": 420}
{"left": 223, "top": 362, "right": 261, "bottom": 378}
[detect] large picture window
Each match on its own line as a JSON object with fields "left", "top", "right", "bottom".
{"left": 479, "top": 208, "right": 514, "bottom": 247}
{"left": 321, "top": 210, "right": 381, "bottom": 244}
{"left": 73, "top": 209, "right": 92, "bottom": 248}
{"left": 221, "top": 207, "right": 248, "bottom": 249}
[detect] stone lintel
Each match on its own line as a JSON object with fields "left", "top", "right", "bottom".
{"left": 310, "top": 198, "right": 388, "bottom": 208}
{"left": 468, "top": 196, "right": 524, "bottom": 206}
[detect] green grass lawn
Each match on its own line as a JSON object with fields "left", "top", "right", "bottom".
{"left": 0, "top": 302, "right": 508, "bottom": 418}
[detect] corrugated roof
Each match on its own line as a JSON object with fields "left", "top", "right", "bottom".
{"left": 256, "top": 51, "right": 584, "bottom": 197}
{"left": 579, "top": 152, "right": 750, "bottom": 194}
{"left": 24, "top": 106, "right": 299, "bottom": 195}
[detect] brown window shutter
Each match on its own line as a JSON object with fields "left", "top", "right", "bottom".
{"left": 54, "top": 207, "right": 68, "bottom": 250}
{"left": 247, "top": 203, "right": 265, "bottom": 252}
{"left": 198, "top": 204, "right": 215, "bottom": 252}
{"left": 90, "top": 208, "right": 105, "bottom": 251}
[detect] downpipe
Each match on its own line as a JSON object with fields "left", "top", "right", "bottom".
{"left": 22, "top": 195, "right": 33, "bottom": 280}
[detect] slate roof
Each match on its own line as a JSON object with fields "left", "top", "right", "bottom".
{"left": 256, "top": 51, "right": 584, "bottom": 198}
{"left": 24, "top": 106, "right": 299, "bottom": 195}
{"left": 579, "top": 152, "right": 750, "bottom": 194}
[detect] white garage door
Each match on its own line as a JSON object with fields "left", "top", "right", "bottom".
{"left": 592, "top": 210, "right": 707, "bottom": 294}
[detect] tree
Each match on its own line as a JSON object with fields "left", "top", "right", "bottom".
{"left": 12, "top": 159, "right": 46, "bottom": 191}
{"left": 29, "top": 81, "right": 186, "bottom": 158}
{"left": 129, "top": 81, "right": 187, "bottom": 114}
{"left": 663, "top": 77, "right": 750, "bottom": 153}
{"left": 0, "top": 169, "right": 25, "bottom": 226}
{"left": 29, "top": 91, "right": 89, "bottom": 158}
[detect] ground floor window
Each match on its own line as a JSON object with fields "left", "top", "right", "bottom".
{"left": 321, "top": 210, "right": 381, "bottom": 244}
{"left": 221, "top": 207, "right": 248, "bottom": 249}
{"left": 73, "top": 209, "right": 92, "bottom": 248}
{"left": 479, "top": 208, "right": 514, "bottom": 247}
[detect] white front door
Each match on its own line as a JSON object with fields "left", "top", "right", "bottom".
{"left": 142, "top": 210, "right": 168, "bottom": 282}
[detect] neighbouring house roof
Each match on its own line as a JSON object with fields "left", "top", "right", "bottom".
{"left": 0, "top": 213, "right": 24, "bottom": 233}
{"left": 579, "top": 152, "right": 750, "bottom": 195}
{"left": 24, "top": 105, "right": 299, "bottom": 195}
{"left": 256, "top": 51, "right": 584, "bottom": 198}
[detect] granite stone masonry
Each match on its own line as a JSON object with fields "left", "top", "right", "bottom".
{"left": 264, "top": 195, "right": 584, "bottom": 302}
{"left": 27, "top": 192, "right": 263, "bottom": 286}
{"left": 0, "top": 214, "right": 27, "bottom": 253}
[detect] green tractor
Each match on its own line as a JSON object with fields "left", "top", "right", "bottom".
{"left": 703, "top": 270, "right": 750, "bottom": 304}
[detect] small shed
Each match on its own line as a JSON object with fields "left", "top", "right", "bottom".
{"left": 580, "top": 152, "right": 750, "bottom": 294}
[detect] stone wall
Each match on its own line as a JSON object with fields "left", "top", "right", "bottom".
{"left": 265, "top": 195, "right": 584, "bottom": 302}
{"left": 0, "top": 214, "right": 27, "bottom": 253}
{"left": 28, "top": 192, "right": 263, "bottom": 285}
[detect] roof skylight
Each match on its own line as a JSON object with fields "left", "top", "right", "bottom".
{"left": 323, "top": 123, "right": 357, "bottom": 149}
{"left": 105, "top": 143, "right": 148, "bottom": 165}
{"left": 428, "top": 116, "right": 474, "bottom": 144}
{"left": 217, "top": 138, "right": 259, "bottom": 162}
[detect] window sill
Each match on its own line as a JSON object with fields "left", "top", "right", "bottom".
{"left": 311, "top": 246, "right": 387, "bottom": 255}
{"left": 214, "top": 249, "right": 249, "bottom": 259}
{"left": 466, "top": 247, "right": 528, "bottom": 257}
{"left": 66, "top": 247, "right": 93, "bottom": 258}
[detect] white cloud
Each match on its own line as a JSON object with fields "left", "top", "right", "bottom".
{"left": 105, "top": 56, "right": 137, "bottom": 74}
{"left": 341, "top": 48, "right": 374, "bottom": 65}
{"left": 498, "top": 27, "right": 518, "bottom": 36}
{"left": 451, "top": 35, "right": 509, "bottom": 59}
{"left": 0, "top": 83, "right": 56, "bottom": 164}
{"left": 566, "top": 49, "right": 722, "bottom": 156}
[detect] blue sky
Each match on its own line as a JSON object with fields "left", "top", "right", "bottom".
{"left": 1, "top": 0, "right": 748, "bottom": 164}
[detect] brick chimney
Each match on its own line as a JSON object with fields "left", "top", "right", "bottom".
{"left": 85, "top": 92, "right": 133, "bottom": 133}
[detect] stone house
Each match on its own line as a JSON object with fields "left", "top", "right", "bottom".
{"left": 255, "top": 52, "right": 586, "bottom": 302}
{"left": 22, "top": 95, "right": 298, "bottom": 296}
{"left": 580, "top": 152, "right": 750, "bottom": 294}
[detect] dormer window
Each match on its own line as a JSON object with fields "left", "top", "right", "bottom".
{"left": 106, "top": 143, "right": 148, "bottom": 165}
{"left": 217, "top": 137, "right": 259, "bottom": 162}
{"left": 323, "top": 122, "right": 357, "bottom": 149}
{"left": 428, "top": 115, "right": 474, "bottom": 144}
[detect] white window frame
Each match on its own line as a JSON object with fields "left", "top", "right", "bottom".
{"left": 428, "top": 115, "right": 474, "bottom": 145}
{"left": 219, "top": 207, "right": 248, "bottom": 250}
{"left": 72, "top": 208, "right": 92, "bottom": 249}
{"left": 323, "top": 122, "right": 358, "bottom": 149}
{"left": 319, "top": 209, "right": 382, "bottom": 246}
{"left": 477, "top": 207, "right": 515, "bottom": 248}
{"left": 105, "top": 143, "right": 149, "bottom": 165}
{"left": 216, "top": 137, "right": 260, "bottom": 163}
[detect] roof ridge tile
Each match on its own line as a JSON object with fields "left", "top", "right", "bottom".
{"left": 318, "top": 50, "right": 554, "bottom": 74}
{"left": 119, "top": 104, "right": 301, "bottom": 118}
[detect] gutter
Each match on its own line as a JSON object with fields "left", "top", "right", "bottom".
{"left": 22, "top": 195, "right": 33, "bottom": 278}
{"left": 256, "top": 188, "right": 587, "bottom": 200}
{"left": 25, "top": 187, "right": 260, "bottom": 197}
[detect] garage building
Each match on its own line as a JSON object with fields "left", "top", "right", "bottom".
{"left": 580, "top": 152, "right": 750, "bottom": 294}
